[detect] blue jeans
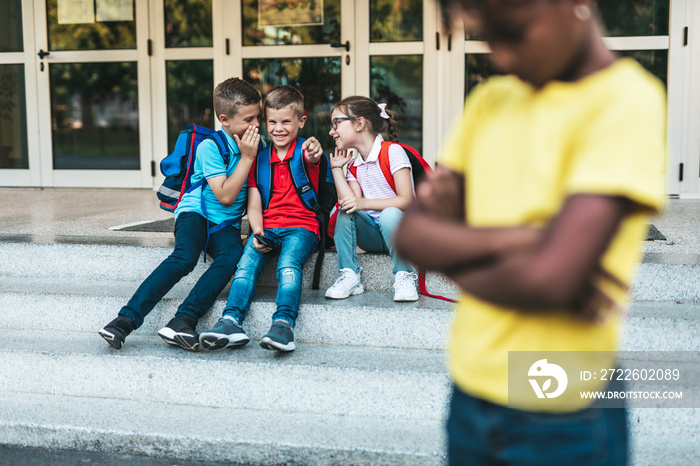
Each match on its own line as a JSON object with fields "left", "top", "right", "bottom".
{"left": 334, "top": 207, "right": 413, "bottom": 275}
{"left": 222, "top": 227, "right": 318, "bottom": 326}
{"left": 446, "top": 384, "right": 628, "bottom": 466}
{"left": 119, "top": 212, "right": 243, "bottom": 328}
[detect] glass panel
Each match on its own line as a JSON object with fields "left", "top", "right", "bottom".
{"left": 463, "top": 51, "right": 666, "bottom": 95}
{"left": 50, "top": 62, "right": 139, "bottom": 170}
{"left": 0, "top": 65, "right": 28, "bottom": 169}
{"left": 243, "top": 57, "right": 341, "bottom": 151}
{"left": 242, "top": 0, "right": 340, "bottom": 46}
{"left": 166, "top": 60, "right": 215, "bottom": 149}
{"left": 164, "top": 0, "right": 213, "bottom": 48}
{"left": 599, "top": 1, "right": 669, "bottom": 36}
{"left": 465, "top": 54, "right": 497, "bottom": 97}
{"left": 0, "top": 0, "right": 23, "bottom": 52}
{"left": 619, "top": 50, "right": 668, "bottom": 87}
{"left": 370, "top": 55, "right": 422, "bottom": 153}
{"left": 46, "top": 0, "right": 136, "bottom": 51}
{"left": 370, "top": 0, "right": 422, "bottom": 43}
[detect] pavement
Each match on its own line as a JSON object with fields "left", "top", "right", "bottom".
{"left": 0, "top": 187, "right": 698, "bottom": 255}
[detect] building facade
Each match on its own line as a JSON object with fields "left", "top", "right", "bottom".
{"left": 1, "top": 0, "right": 698, "bottom": 197}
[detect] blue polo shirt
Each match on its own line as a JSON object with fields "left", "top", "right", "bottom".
{"left": 174, "top": 131, "right": 248, "bottom": 228}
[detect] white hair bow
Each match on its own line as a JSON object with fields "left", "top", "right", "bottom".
{"left": 377, "top": 103, "right": 390, "bottom": 119}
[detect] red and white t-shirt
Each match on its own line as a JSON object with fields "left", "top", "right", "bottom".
{"left": 346, "top": 135, "right": 414, "bottom": 221}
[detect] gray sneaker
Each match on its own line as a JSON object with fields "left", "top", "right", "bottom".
{"left": 259, "top": 320, "right": 295, "bottom": 352}
{"left": 199, "top": 317, "right": 249, "bottom": 351}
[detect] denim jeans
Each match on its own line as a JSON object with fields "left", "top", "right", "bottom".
{"left": 334, "top": 207, "right": 413, "bottom": 275}
{"left": 222, "top": 227, "right": 318, "bottom": 326}
{"left": 119, "top": 212, "right": 243, "bottom": 328}
{"left": 446, "top": 384, "right": 628, "bottom": 466}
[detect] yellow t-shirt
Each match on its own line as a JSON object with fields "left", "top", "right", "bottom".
{"left": 439, "top": 58, "right": 666, "bottom": 410}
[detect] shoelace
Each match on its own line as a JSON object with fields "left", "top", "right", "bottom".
{"left": 333, "top": 271, "right": 357, "bottom": 287}
{"left": 394, "top": 272, "right": 418, "bottom": 290}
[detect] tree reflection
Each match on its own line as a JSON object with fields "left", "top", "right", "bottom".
{"left": 165, "top": 0, "right": 213, "bottom": 48}
{"left": 598, "top": 0, "right": 669, "bottom": 36}
{"left": 370, "top": 0, "right": 422, "bottom": 43}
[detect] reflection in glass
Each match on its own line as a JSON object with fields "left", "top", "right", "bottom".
{"left": 370, "top": 55, "right": 423, "bottom": 154}
{"left": 243, "top": 57, "right": 341, "bottom": 151}
{"left": 599, "top": 1, "right": 669, "bottom": 36}
{"left": 618, "top": 50, "right": 668, "bottom": 87}
{"left": 166, "top": 60, "right": 214, "bottom": 150}
{"left": 0, "top": 65, "right": 28, "bottom": 169}
{"left": 463, "top": 52, "right": 665, "bottom": 96}
{"left": 370, "top": 0, "right": 422, "bottom": 42}
{"left": 46, "top": 0, "right": 136, "bottom": 51}
{"left": 50, "top": 62, "right": 139, "bottom": 170}
{"left": 0, "top": 0, "right": 23, "bottom": 52}
{"left": 242, "top": 0, "right": 340, "bottom": 46}
{"left": 465, "top": 54, "right": 497, "bottom": 97}
{"left": 165, "top": 0, "right": 213, "bottom": 48}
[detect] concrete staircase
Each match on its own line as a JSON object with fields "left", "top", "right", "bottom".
{"left": 0, "top": 238, "right": 698, "bottom": 465}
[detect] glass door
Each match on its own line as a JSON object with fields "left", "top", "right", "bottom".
{"left": 0, "top": 0, "right": 41, "bottom": 187}
{"left": 358, "top": 0, "right": 439, "bottom": 159}
{"left": 220, "top": 0, "right": 346, "bottom": 152}
{"left": 149, "top": 0, "right": 215, "bottom": 188}
{"left": 219, "top": 0, "right": 439, "bottom": 161}
{"left": 34, "top": 0, "right": 153, "bottom": 188}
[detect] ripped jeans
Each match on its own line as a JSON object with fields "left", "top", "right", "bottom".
{"left": 222, "top": 227, "right": 318, "bottom": 327}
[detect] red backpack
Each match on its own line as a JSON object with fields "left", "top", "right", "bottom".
{"left": 330, "top": 141, "right": 455, "bottom": 303}
{"left": 347, "top": 141, "right": 432, "bottom": 192}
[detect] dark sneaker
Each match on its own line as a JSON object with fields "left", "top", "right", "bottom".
{"left": 158, "top": 315, "right": 200, "bottom": 352}
{"left": 98, "top": 315, "right": 135, "bottom": 350}
{"left": 199, "top": 317, "right": 250, "bottom": 351}
{"left": 259, "top": 320, "right": 295, "bottom": 352}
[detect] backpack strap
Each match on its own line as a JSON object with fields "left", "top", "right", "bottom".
{"left": 255, "top": 144, "right": 274, "bottom": 211}
{"left": 377, "top": 141, "right": 396, "bottom": 193}
{"left": 417, "top": 268, "right": 456, "bottom": 303}
{"left": 287, "top": 137, "right": 321, "bottom": 214}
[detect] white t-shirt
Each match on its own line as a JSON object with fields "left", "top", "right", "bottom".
{"left": 346, "top": 134, "right": 414, "bottom": 221}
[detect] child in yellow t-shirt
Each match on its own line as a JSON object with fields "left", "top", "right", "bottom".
{"left": 395, "top": 1, "right": 666, "bottom": 465}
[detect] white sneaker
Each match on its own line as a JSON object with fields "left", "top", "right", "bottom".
{"left": 325, "top": 268, "right": 364, "bottom": 299}
{"left": 393, "top": 271, "right": 419, "bottom": 302}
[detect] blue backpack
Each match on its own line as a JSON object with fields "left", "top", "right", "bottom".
{"left": 156, "top": 123, "right": 243, "bottom": 261}
{"left": 157, "top": 123, "right": 231, "bottom": 213}
{"left": 255, "top": 137, "right": 337, "bottom": 289}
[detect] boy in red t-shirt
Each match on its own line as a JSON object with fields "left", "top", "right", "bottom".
{"left": 199, "top": 85, "right": 324, "bottom": 353}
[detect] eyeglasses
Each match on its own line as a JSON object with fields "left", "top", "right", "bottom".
{"left": 331, "top": 117, "right": 353, "bottom": 130}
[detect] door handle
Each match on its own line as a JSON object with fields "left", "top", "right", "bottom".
{"left": 38, "top": 49, "right": 51, "bottom": 59}
{"left": 330, "top": 41, "right": 350, "bottom": 52}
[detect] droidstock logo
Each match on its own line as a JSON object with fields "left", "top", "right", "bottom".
{"left": 528, "top": 359, "right": 568, "bottom": 399}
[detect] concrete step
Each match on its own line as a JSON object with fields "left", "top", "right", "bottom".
{"left": 619, "top": 302, "right": 700, "bottom": 351}
{"left": 0, "top": 242, "right": 458, "bottom": 296}
{"left": 629, "top": 409, "right": 700, "bottom": 466}
{"left": 0, "top": 284, "right": 454, "bottom": 350}
{"left": 0, "top": 392, "right": 445, "bottom": 465}
{"left": 5, "top": 241, "right": 700, "bottom": 302}
{"left": 2, "top": 278, "right": 699, "bottom": 352}
{"left": 0, "top": 329, "right": 449, "bottom": 422}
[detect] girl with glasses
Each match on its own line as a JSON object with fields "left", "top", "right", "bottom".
{"left": 325, "top": 96, "right": 419, "bottom": 302}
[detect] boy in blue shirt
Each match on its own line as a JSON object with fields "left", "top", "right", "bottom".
{"left": 99, "top": 77, "right": 262, "bottom": 351}
{"left": 199, "top": 85, "right": 326, "bottom": 353}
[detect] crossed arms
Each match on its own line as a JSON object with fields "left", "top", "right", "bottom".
{"left": 394, "top": 167, "right": 630, "bottom": 320}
